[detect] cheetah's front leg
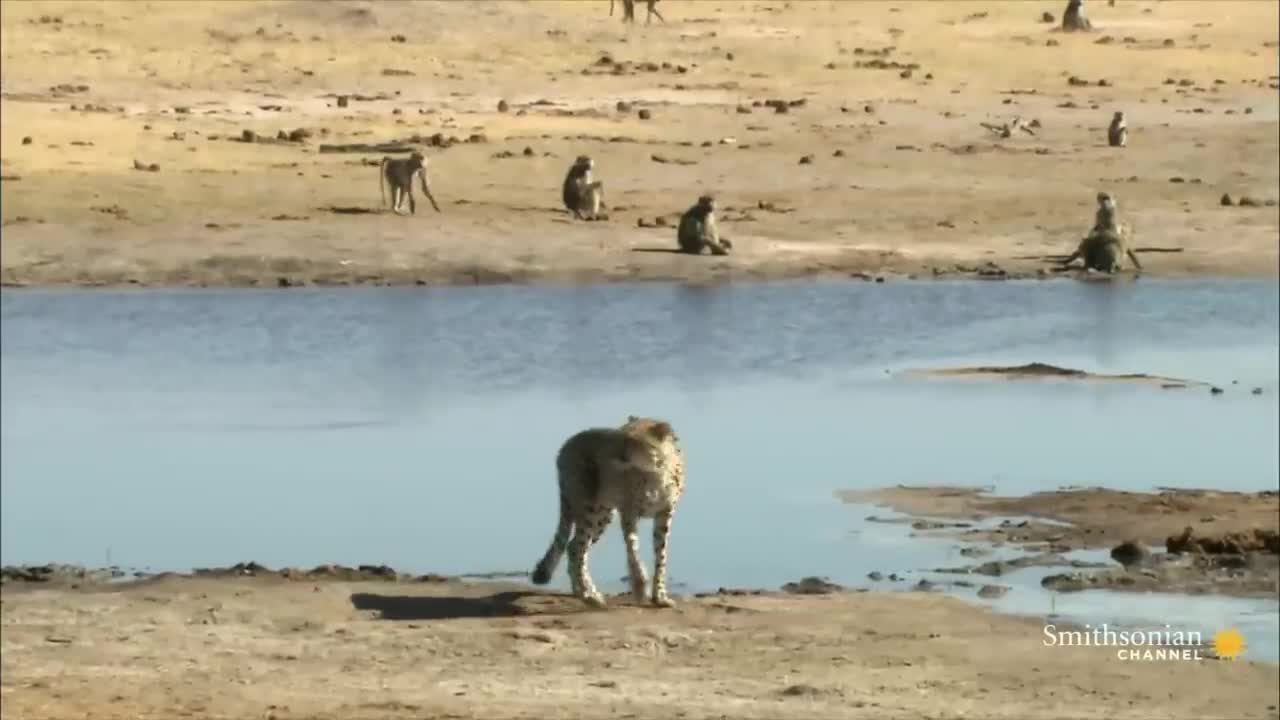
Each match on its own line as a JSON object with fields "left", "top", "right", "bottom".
{"left": 651, "top": 508, "right": 676, "bottom": 608}
{"left": 567, "top": 509, "right": 611, "bottom": 608}
{"left": 620, "top": 510, "right": 649, "bottom": 602}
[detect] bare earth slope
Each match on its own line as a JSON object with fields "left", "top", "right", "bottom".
{"left": 1, "top": 1, "right": 1277, "bottom": 287}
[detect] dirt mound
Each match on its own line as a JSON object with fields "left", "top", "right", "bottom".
{"left": 901, "top": 363, "right": 1209, "bottom": 386}
{"left": 187, "top": 561, "right": 454, "bottom": 583}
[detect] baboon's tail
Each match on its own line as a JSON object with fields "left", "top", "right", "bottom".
{"left": 531, "top": 493, "right": 573, "bottom": 585}
{"left": 378, "top": 158, "right": 388, "bottom": 209}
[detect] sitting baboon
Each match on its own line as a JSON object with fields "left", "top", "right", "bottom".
{"left": 1062, "top": 192, "right": 1142, "bottom": 273}
{"left": 677, "top": 195, "right": 731, "bottom": 256}
{"left": 1062, "top": 0, "right": 1093, "bottom": 32}
{"left": 562, "top": 155, "right": 606, "bottom": 221}
{"left": 1107, "top": 111, "right": 1128, "bottom": 147}
{"left": 1092, "top": 190, "right": 1119, "bottom": 233}
{"left": 379, "top": 151, "right": 441, "bottom": 215}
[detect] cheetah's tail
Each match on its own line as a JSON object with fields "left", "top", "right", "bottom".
{"left": 531, "top": 493, "right": 572, "bottom": 585}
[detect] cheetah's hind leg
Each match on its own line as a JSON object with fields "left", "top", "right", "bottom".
{"left": 567, "top": 511, "right": 611, "bottom": 608}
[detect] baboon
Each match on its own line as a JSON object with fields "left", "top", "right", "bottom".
{"left": 643, "top": 0, "right": 665, "bottom": 24}
{"left": 617, "top": 0, "right": 635, "bottom": 23}
{"left": 1062, "top": 0, "right": 1093, "bottom": 32}
{"left": 379, "top": 151, "right": 441, "bottom": 215}
{"left": 1062, "top": 192, "right": 1142, "bottom": 273}
{"left": 562, "top": 155, "right": 607, "bottom": 220}
{"left": 677, "top": 195, "right": 731, "bottom": 256}
{"left": 1092, "top": 190, "right": 1119, "bottom": 233}
{"left": 615, "top": 0, "right": 661, "bottom": 24}
{"left": 1107, "top": 111, "right": 1128, "bottom": 147}
{"left": 981, "top": 116, "right": 1036, "bottom": 139}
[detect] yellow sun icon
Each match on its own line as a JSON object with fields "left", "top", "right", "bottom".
{"left": 1212, "top": 628, "right": 1247, "bottom": 660}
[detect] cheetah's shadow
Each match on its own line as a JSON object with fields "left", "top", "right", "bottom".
{"left": 350, "top": 590, "right": 628, "bottom": 620}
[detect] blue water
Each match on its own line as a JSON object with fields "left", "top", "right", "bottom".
{"left": 2, "top": 278, "right": 1277, "bottom": 658}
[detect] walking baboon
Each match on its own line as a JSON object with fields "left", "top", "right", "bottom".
{"left": 562, "top": 155, "right": 607, "bottom": 220}
{"left": 1062, "top": 192, "right": 1142, "bottom": 273}
{"left": 677, "top": 195, "right": 730, "bottom": 255}
{"left": 1107, "top": 111, "right": 1128, "bottom": 147}
{"left": 1062, "top": 0, "right": 1093, "bottom": 32}
{"left": 617, "top": 0, "right": 635, "bottom": 23}
{"left": 379, "top": 151, "right": 441, "bottom": 215}
{"left": 615, "top": 0, "right": 661, "bottom": 24}
{"left": 643, "top": 0, "right": 665, "bottom": 24}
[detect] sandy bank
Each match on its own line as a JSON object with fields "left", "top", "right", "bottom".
{"left": 2, "top": 569, "right": 1278, "bottom": 719}
{"left": 2, "top": 1, "right": 1278, "bottom": 288}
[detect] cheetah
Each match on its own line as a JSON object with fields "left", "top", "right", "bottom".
{"left": 530, "top": 415, "right": 686, "bottom": 609}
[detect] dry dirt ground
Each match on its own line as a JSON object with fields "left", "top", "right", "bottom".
{"left": 3, "top": 571, "right": 1280, "bottom": 720}
{"left": 843, "top": 485, "right": 1280, "bottom": 599}
{"left": 1, "top": 1, "right": 1278, "bottom": 288}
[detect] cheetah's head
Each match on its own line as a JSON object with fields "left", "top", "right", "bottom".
{"left": 619, "top": 416, "right": 680, "bottom": 471}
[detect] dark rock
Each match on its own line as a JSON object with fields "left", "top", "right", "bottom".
{"left": 781, "top": 576, "right": 843, "bottom": 594}
{"left": 977, "top": 584, "right": 1009, "bottom": 599}
{"left": 1110, "top": 540, "right": 1152, "bottom": 567}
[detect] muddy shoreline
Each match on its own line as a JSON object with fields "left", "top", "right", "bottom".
{"left": 843, "top": 486, "right": 1280, "bottom": 600}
